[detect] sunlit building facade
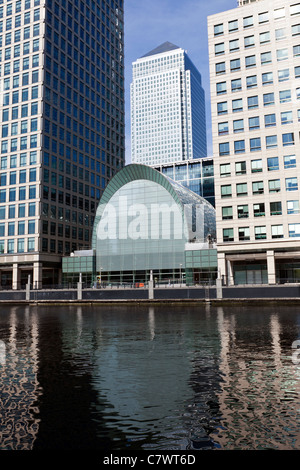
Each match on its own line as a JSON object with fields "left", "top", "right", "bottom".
{"left": 0, "top": 0, "right": 125, "bottom": 288}
{"left": 208, "top": 0, "right": 300, "bottom": 285}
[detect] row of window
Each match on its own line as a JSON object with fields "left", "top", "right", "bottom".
{"left": 219, "top": 133, "right": 296, "bottom": 156}
{"left": 220, "top": 155, "right": 296, "bottom": 176}
{"left": 217, "top": 89, "right": 300, "bottom": 115}
{"left": 216, "top": 67, "right": 300, "bottom": 95}
{"left": 214, "top": 4, "right": 300, "bottom": 37}
{"left": 42, "top": 221, "right": 90, "bottom": 240}
{"left": 214, "top": 25, "right": 300, "bottom": 56}
{"left": 0, "top": 202, "right": 36, "bottom": 219}
{"left": 0, "top": 167, "right": 37, "bottom": 185}
{"left": 0, "top": 0, "right": 40, "bottom": 18}
{"left": 222, "top": 200, "right": 299, "bottom": 220}
{"left": 0, "top": 237, "right": 36, "bottom": 254}
{"left": 0, "top": 185, "right": 36, "bottom": 202}
{"left": 42, "top": 188, "right": 97, "bottom": 212}
{"left": 218, "top": 111, "right": 300, "bottom": 135}
{"left": 0, "top": 219, "right": 36, "bottom": 236}
{"left": 221, "top": 178, "right": 298, "bottom": 198}
{"left": 215, "top": 46, "right": 300, "bottom": 74}
{"left": 222, "top": 223, "right": 300, "bottom": 242}
{"left": 0, "top": 150, "right": 37, "bottom": 169}
{"left": 1, "top": 134, "right": 39, "bottom": 153}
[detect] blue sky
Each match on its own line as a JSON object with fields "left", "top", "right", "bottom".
{"left": 124, "top": 0, "right": 236, "bottom": 163}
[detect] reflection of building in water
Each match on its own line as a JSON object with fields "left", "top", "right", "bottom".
{"left": 0, "top": 307, "right": 41, "bottom": 450}
{"left": 214, "top": 307, "right": 300, "bottom": 450}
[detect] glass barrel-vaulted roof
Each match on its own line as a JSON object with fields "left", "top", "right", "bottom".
{"left": 91, "top": 164, "right": 216, "bottom": 272}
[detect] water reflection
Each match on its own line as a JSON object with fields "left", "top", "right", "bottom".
{"left": 0, "top": 303, "right": 299, "bottom": 450}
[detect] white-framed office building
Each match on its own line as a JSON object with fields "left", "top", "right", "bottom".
{"left": 0, "top": 0, "right": 125, "bottom": 288}
{"left": 208, "top": 0, "right": 300, "bottom": 285}
{"left": 130, "top": 41, "right": 207, "bottom": 166}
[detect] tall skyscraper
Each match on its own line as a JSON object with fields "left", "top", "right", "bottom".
{"left": 130, "top": 41, "right": 207, "bottom": 165}
{"left": 208, "top": 0, "right": 300, "bottom": 285}
{"left": 0, "top": 0, "right": 125, "bottom": 289}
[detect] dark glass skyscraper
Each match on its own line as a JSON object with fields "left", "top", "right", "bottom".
{"left": 0, "top": 0, "right": 125, "bottom": 288}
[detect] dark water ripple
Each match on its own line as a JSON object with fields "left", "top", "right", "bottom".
{"left": 0, "top": 304, "right": 299, "bottom": 450}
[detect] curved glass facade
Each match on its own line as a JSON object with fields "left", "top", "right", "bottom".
{"left": 91, "top": 164, "right": 216, "bottom": 282}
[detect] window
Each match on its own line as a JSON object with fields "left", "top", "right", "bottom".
{"left": 274, "top": 8, "right": 285, "bottom": 20}
{"left": 218, "top": 122, "right": 229, "bottom": 135}
{"left": 239, "top": 227, "right": 250, "bottom": 241}
{"left": 217, "top": 102, "right": 227, "bottom": 115}
{"left": 221, "top": 184, "right": 232, "bottom": 198}
{"left": 277, "top": 48, "right": 288, "bottom": 61}
{"left": 223, "top": 228, "right": 234, "bottom": 242}
{"left": 230, "top": 58, "right": 240, "bottom": 71}
{"left": 243, "top": 16, "right": 253, "bottom": 28}
{"left": 244, "top": 35, "right": 254, "bottom": 48}
{"left": 270, "top": 201, "right": 282, "bottom": 216}
{"left": 231, "top": 78, "right": 242, "bottom": 92}
{"left": 250, "top": 138, "right": 261, "bottom": 152}
{"left": 234, "top": 140, "right": 245, "bottom": 154}
{"left": 279, "top": 90, "right": 291, "bottom": 103}
{"left": 255, "top": 226, "right": 267, "bottom": 240}
{"left": 229, "top": 39, "right": 239, "bottom": 52}
{"left": 249, "top": 116, "right": 260, "bottom": 130}
{"left": 247, "top": 95, "right": 258, "bottom": 109}
{"left": 284, "top": 155, "right": 296, "bottom": 168}
{"left": 262, "top": 72, "right": 273, "bottom": 85}
{"left": 215, "top": 43, "right": 225, "bottom": 55}
{"left": 266, "top": 135, "right": 277, "bottom": 149}
{"left": 216, "top": 82, "right": 227, "bottom": 95}
{"left": 216, "top": 62, "right": 226, "bottom": 75}
{"left": 275, "top": 28, "right": 286, "bottom": 41}
{"left": 214, "top": 24, "right": 224, "bottom": 36}
{"left": 287, "top": 200, "right": 299, "bottom": 214}
{"left": 263, "top": 93, "right": 275, "bottom": 106}
{"left": 232, "top": 98, "right": 243, "bottom": 112}
{"left": 219, "top": 142, "right": 230, "bottom": 156}
{"left": 236, "top": 182, "right": 248, "bottom": 196}
{"left": 290, "top": 4, "right": 300, "bottom": 16}
{"left": 237, "top": 205, "right": 249, "bottom": 218}
{"left": 278, "top": 69, "right": 290, "bottom": 82}
{"left": 229, "top": 19, "right": 238, "bottom": 32}
{"left": 252, "top": 181, "right": 264, "bottom": 194}
{"left": 267, "top": 157, "right": 279, "bottom": 171}
{"left": 286, "top": 177, "right": 298, "bottom": 191}
{"left": 265, "top": 114, "right": 276, "bottom": 127}
{"left": 245, "top": 55, "right": 256, "bottom": 68}
{"left": 259, "top": 12, "right": 269, "bottom": 24}
{"left": 282, "top": 133, "right": 295, "bottom": 146}
{"left": 293, "top": 45, "right": 300, "bottom": 56}
{"left": 271, "top": 225, "right": 284, "bottom": 239}
{"left": 235, "top": 161, "right": 246, "bottom": 175}
{"left": 233, "top": 119, "right": 244, "bottom": 133}
{"left": 288, "top": 224, "right": 300, "bottom": 238}
{"left": 261, "top": 52, "right": 272, "bottom": 65}
{"left": 260, "top": 31, "right": 270, "bottom": 44}
{"left": 292, "top": 24, "right": 300, "bottom": 35}
{"left": 254, "top": 203, "right": 265, "bottom": 217}
{"left": 222, "top": 206, "right": 233, "bottom": 220}
{"left": 246, "top": 75, "right": 257, "bottom": 88}
{"left": 220, "top": 163, "right": 231, "bottom": 177}
{"left": 269, "top": 179, "right": 281, "bottom": 193}
{"left": 295, "top": 66, "right": 300, "bottom": 78}
{"left": 281, "top": 111, "right": 293, "bottom": 125}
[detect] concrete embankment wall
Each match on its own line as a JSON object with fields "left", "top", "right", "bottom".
{"left": 0, "top": 284, "right": 300, "bottom": 304}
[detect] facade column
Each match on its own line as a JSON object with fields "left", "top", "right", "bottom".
{"left": 227, "top": 259, "right": 234, "bottom": 286}
{"left": 217, "top": 252, "right": 226, "bottom": 284}
{"left": 12, "top": 263, "right": 20, "bottom": 290}
{"left": 33, "top": 262, "right": 42, "bottom": 289}
{"left": 267, "top": 250, "right": 276, "bottom": 285}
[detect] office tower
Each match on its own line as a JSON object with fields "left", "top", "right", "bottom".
{"left": 130, "top": 41, "right": 207, "bottom": 165}
{"left": 0, "top": 0, "right": 125, "bottom": 289}
{"left": 208, "top": 0, "right": 300, "bottom": 285}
